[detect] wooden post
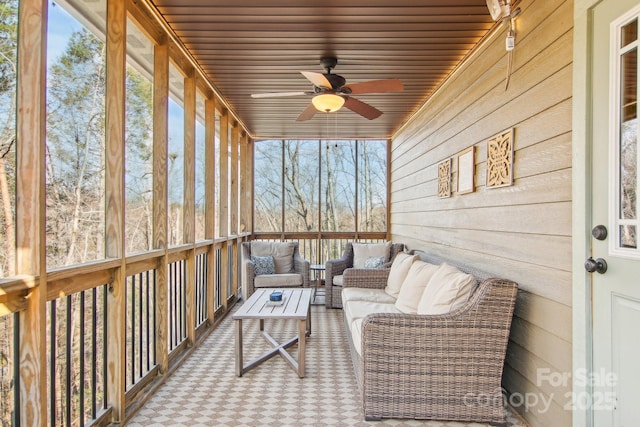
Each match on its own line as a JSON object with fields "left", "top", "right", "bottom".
{"left": 386, "top": 139, "right": 391, "bottom": 241}
{"left": 204, "top": 96, "right": 217, "bottom": 321}
{"left": 239, "top": 133, "right": 250, "bottom": 234}
{"left": 230, "top": 121, "right": 239, "bottom": 236}
{"left": 16, "top": 0, "right": 48, "bottom": 424}
{"left": 183, "top": 71, "right": 196, "bottom": 344}
{"left": 229, "top": 123, "right": 239, "bottom": 299}
{"left": 153, "top": 40, "right": 169, "bottom": 373}
{"left": 219, "top": 110, "right": 229, "bottom": 307}
{"left": 105, "top": 0, "right": 127, "bottom": 421}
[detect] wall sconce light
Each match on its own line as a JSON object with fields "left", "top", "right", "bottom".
{"left": 312, "top": 93, "right": 345, "bottom": 112}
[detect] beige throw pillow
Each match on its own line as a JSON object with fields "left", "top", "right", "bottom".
{"left": 251, "top": 241, "right": 295, "bottom": 273}
{"left": 385, "top": 252, "right": 418, "bottom": 297}
{"left": 417, "top": 263, "right": 476, "bottom": 315}
{"left": 394, "top": 260, "right": 440, "bottom": 314}
{"left": 352, "top": 242, "right": 392, "bottom": 268}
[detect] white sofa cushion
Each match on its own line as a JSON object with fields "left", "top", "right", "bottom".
{"left": 417, "top": 263, "right": 476, "bottom": 315}
{"left": 342, "top": 287, "right": 396, "bottom": 305}
{"left": 251, "top": 241, "right": 295, "bottom": 273}
{"left": 344, "top": 300, "right": 401, "bottom": 327}
{"left": 395, "top": 260, "right": 440, "bottom": 314}
{"left": 351, "top": 318, "right": 364, "bottom": 355}
{"left": 333, "top": 274, "right": 343, "bottom": 286}
{"left": 385, "top": 252, "right": 418, "bottom": 297}
{"left": 254, "top": 273, "right": 303, "bottom": 288}
{"left": 352, "top": 242, "right": 391, "bottom": 268}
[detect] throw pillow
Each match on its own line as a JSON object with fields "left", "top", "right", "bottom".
{"left": 363, "top": 256, "right": 385, "bottom": 269}
{"left": 251, "top": 255, "right": 275, "bottom": 276}
{"left": 385, "top": 252, "right": 418, "bottom": 297}
{"left": 417, "top": 263, "right": 476, "bottom": 315}
{"left": 395, "top": 260, "right": 440, "bottom": 314}
{"left": 352, "top": 242, "right": 392, "bottom": 268}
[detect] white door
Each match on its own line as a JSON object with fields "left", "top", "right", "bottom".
{"left": 591, "top": 1, "right": 640, "bottom": 426}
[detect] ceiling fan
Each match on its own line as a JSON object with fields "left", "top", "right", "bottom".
{"left": 250, "top": 57, "right": 403, "bottom": 121}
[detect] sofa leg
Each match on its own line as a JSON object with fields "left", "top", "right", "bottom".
{"left": 364, "top": 415, "right": 381, "bottom": 421}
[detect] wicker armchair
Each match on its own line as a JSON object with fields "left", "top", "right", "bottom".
{"left": 341, "top": 267, "right": 518, "bottom": 423}
{"left": 241, "top": 241, "right": 310, "bottom": 299}
{"left": 325, "top": 242, "right": 404, "bottom": 308}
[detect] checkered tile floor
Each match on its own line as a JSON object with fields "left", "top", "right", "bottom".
{"left": 126, "top": 303, "right": 528, "bottom": 427}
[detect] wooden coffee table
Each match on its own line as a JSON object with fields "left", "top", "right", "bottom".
{"left": 233, "top": 288, "right": 313, "bottom": 378}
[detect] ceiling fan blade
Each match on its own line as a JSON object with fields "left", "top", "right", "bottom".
{"left": 300, "top": 71, "right": 332, "bottom": 89}
{"left": 343, "top": 79, "right": 404, "bottom": 95}
{"left": 296, "top": 103, "right": 318, "bottom": 121}
{"left": 343, "top": 97, "right": 383, "bottom": 120}
{"left": 251, "top": 91, "right": 310, "bottom": 99}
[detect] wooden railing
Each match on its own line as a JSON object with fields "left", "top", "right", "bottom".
{"left": 253, "top": 232, "right": 388, "bottom": 265}
{"left": 0, "top": 232, "right": 386, "bottom": 425}
{"left": 0, "top": 235, "right": 247, "bottom": 426}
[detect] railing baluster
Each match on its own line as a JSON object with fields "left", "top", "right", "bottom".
{"left": 102, "top": 285, "right": 107, "bottom": 411}
{"left": 182, "top": 260, "right": 186, "bottom": 340}
{"left": 13, "top": 312, "right": 20, "bottom": 427}
{"left": 65, "top": 295, "right": 71, "bottom": 427}
{"left": 49, "top": 300, "right": 56, "bottom": 427}
{"left": 145, "top": 269, "right": 150, "bottom": 372}
{"left": 130, "top": 274, "right": 135, "bottom": 385}
{"left": 138, "top": 272, "right": 143, "bottom": 381}
{"left": 91, "top": 288, "right": 97, "bottom": 418}
{"left": 152, "top": 270, "right": 157, "bottom": 365}
{"left": 168, "top": 263, "right": 172, "bottom": 350}
{"left": 79, "top": 291, "right": 85, "bottom": 426}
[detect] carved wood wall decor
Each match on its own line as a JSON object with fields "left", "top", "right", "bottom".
{"left": 438, "top": 158, "right": 452, "bottom": 198}
{"left": 486, "top": 128, "right": 514, "bottom": 188}
{"left": 456, "top": 146, "right": 475, "bottom": 194}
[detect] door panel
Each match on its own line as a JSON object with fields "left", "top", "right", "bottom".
{"left": 591, "top": 0, "right": 640, "bottom": 426}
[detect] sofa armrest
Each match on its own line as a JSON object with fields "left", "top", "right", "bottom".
{"left": 325, "top": 256, "right": 351, "bottom": 286}
{"left": 293, "top": 254, "right": 310, "bottom": 287}
{"left": 242, "top": 259, "right": 256, "bottom": 298}
{"left": 358, "top": 278, "right": 518, "bottom": 422}
{"left": 343, "top": 268, "right": 389, "bottom": 289}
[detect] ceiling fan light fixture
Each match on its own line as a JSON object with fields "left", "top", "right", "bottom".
{"left": 312, "top": 93, "right": 345, "bottom": 112}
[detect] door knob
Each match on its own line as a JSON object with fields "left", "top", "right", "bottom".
{"left": 585, "top": 257, "right": 608, "bottom": 274}
{"left": 592, "top": 225, "right": 608, "bottom": 241}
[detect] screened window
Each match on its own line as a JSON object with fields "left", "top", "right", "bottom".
{"left": 254, "top": 139, "right": 387, "bottom": 233}
{"left": 167, "top": 62, "right": 185, "bottom": 246}
{"left": 45, "top": 0, "right": 107, "bottom": 267}
{"left": 125, "top": 18, "right": 154, "bottom": 254}
{"left": 0, "top": 0, "right": 17, "bottom": 278}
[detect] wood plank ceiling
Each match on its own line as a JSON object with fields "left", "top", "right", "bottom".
{"left": 150, "top": 0, "right": 498, "bottom": 140}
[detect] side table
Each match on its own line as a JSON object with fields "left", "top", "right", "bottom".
{"left": 310, "top": 264, "right": 325, "bottom": 305}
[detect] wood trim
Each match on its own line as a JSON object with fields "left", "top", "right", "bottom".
{"left": 239, "top": 133, "right": 249, "bottom": 233}
{"left": 219, "top": 109, "right": 229, "bottom": 237}
{"left": 105, "top": 0, "right": 127, "bottom": 421}
{"left": 153, "top": 41, "right": 169, "bottom": 375}
{"left": 125, "top": 0, "right": 165, "bottom": 45}
{"left": 183, "top": 73, "right": 196, "bottom": 245}
{"left": 47, "top": 270, "right": 114, "bottom": 302}
{"left": 386, "top": 139, "right": 392, "bottom": 240}
{"left": 204, "top": 96, "right": 217, "bottom": 322}
{"left": 230, "top": 121, "right": 239, "bottom": 236}
{"left": 15, "top": 0, "right": 48, "bottom": 421}
{"left": 183, "top": 73, "right": 196, "bottom": 344}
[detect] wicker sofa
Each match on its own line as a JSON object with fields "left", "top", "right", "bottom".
{"left": 341, "top": 250, "right": 518, "bottom": 423}
{"left": 325, "top": 242, "right": 405, "bottom": 308}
